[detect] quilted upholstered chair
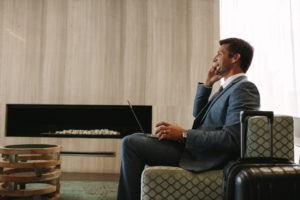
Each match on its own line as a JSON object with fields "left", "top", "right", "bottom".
{"left": 141, "top": 115, "right": 294, "bottom": 200}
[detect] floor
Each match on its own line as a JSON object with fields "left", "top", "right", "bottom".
{"left": 61, "top": 172, "right": 120, "bottom": 182}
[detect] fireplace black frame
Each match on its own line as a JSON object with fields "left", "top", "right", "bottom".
{"left": 6, "top": 104, "right": 152, "bottom": 138}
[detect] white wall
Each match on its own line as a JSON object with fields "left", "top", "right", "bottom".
{"left": 0, "top": 0, "right": 220, "bottom": 173}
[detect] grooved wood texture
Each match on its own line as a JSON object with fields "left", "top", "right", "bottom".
{"left": 0, "top": 0, "right": 219, "bottom": 173}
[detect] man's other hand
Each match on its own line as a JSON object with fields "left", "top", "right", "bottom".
{"left": 155, "top": 121, "right": 185, "bottom": 141}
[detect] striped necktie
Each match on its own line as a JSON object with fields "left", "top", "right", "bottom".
{"left": 192, "top": 86, "right": 224, "bottom": 128}
{"left": 217, "top": 86, "right": 224, "bottom": 93}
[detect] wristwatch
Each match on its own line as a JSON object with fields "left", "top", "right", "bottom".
{"left": 182, "top": 130, "right": 188, "bottom": 139}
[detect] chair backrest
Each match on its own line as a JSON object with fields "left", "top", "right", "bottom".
{"left": 245, "top": 115, "right": 294, "bottom": 161}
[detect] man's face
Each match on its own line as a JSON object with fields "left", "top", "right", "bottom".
{"left": 213, "top": 44, "right": 233, "bottom": 76}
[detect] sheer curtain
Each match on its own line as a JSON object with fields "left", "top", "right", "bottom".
{"left": 220, "top": 0, "right": 300, "bottom": 117}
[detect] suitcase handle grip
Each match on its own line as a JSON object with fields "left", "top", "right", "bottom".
{"left": 240, "top": 110, "right": 274, "bottom": 158}
{"left": 240, "top": 110, "right": 274, "bottom": 123}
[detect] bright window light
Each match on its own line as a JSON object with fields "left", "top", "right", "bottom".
{"left": 220, "top": 0, "right": 300, "bottom": 117}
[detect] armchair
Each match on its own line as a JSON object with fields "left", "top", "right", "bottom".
{"left": 141, "top": 115, "right": 294, "bottom": 200}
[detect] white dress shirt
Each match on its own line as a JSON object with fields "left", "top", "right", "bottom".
{"left": 221, "top": 73, "right": 246, "bottom": 89}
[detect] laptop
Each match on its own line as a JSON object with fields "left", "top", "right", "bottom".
{"left": 127, "top": 100, "right": 158, "bottom": 138}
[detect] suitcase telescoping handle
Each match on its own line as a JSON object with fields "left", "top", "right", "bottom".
{"left": 240, "top": 110, "right": 274, "bottom": 159}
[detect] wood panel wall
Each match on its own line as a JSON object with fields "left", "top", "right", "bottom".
{"left": 0, "top": 0, "right": 219, "bottom": 173}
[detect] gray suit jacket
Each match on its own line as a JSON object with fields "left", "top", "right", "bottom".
{"left": 179, "top": 76, "right": 260, "bottom": 172}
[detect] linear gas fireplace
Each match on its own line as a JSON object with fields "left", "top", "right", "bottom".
{"left": 6, "top": 104, "right": 152, "bottom": 138}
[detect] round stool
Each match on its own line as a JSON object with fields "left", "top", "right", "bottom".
{"left": 0, "top": 144, "right": 62, "bottom": 199}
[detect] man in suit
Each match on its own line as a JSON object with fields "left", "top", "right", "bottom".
{"left": 117, "top": 38, "right": 260, "bottom": 200}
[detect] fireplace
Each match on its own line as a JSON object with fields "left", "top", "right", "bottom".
{"left": 5, "top": 104, "right": 152, "bottom": 138}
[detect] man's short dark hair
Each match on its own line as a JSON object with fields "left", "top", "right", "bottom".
{"left": 219, "top": 38, "right": 254, "bottom": 73}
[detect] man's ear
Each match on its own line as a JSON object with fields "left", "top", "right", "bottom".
{"left": 232, "top": 53, "right": 241, "bottom": 64}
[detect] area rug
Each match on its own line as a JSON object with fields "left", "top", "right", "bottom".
{"left": 60, "top": 181, "right": 118, "bottom": 200}
{"left": 6, "top": 181, "right": 118, "bottom": 200}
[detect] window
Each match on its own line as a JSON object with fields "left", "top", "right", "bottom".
{"left": 220, "top": 0, "right": 300, "bottom": 117}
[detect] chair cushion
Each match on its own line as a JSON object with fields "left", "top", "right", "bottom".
{"left": 141, "top": 166, "right": 223, "bottom": 200}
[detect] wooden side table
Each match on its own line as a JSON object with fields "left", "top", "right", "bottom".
{"left": 0, "top": 144, "right": 62, "bottom": 199}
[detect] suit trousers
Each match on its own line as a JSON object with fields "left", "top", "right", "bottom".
{"left": 117, "top": 133, "right": 185, "bottom": 200}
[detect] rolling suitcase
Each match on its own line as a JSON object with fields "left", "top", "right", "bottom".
{"left": 223, "top": 110, "right": 300, "bottom": 200}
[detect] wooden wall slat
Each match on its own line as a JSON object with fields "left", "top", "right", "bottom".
{"left": 0, "top": 0, "right": 219, "bottom": 173}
